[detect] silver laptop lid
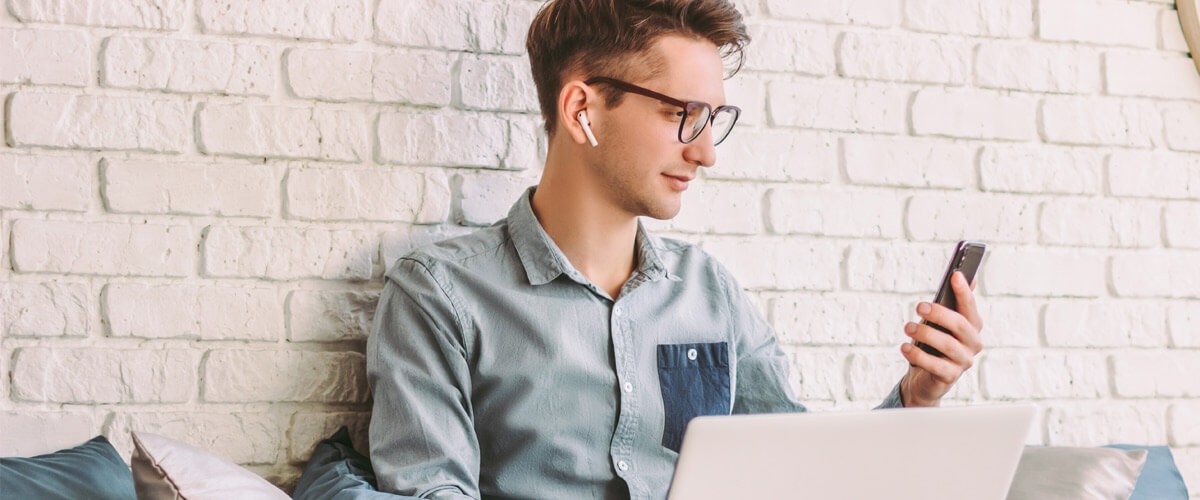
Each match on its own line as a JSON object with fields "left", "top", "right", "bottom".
{"left": 667, "top": 404, "right": 1036, "bottom": 500}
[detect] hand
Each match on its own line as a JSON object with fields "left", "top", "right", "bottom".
{"left": 898, "top": 271, "right": 984, "bottom": 407}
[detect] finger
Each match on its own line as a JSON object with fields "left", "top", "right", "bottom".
{"left": 900, "top": 343, "right": 960, "bottom": 385}
{"left": 952, "top": 271, "right": 983, "bottom": 331}
{"left": 905, "top": 322, "right": 974, "bottom": 369}
{"left": 916, "top": 301, "right": 983, "bottom": 354}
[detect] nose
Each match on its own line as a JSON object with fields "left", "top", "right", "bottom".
{"left": 681, "top": 125, "right": 717, "bottom": 168}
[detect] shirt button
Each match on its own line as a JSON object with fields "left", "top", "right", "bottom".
{"left": 614, "top": 307, "right": 623, "bottom": 317}
{"left": 617, "top": 460, "right": 630, "bottom": 472}
{"left": 623, "top": 382, "right": 633, "bottom": 393}
{"left": 687, "top": 348, "right": 698, "bottom": 361}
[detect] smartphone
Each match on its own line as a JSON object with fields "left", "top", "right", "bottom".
{"left": 914, "top": 240, "right": 986, "bottom": 358}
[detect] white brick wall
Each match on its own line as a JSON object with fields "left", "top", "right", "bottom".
{"left": 1, "top": 0, "right": 1198, "bottom": 495}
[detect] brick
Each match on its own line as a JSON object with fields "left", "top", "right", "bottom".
{"left": 377, "top": 110, "right": 508, "bottom": 168}
{"left": 0, "top": 411, "right": 101, "bottom": 457}
{"left": 1046, "top": 404, "right": 1167, "bottom": 446}
{"left": 198, "top": 103, "right": 367, "bottom": 162}
{"left": 906, "top": 194, "right": 1038, "bottom": 243}
{"left": 505, "top": 115, "right": 544, "bottom": 171}
{"left": 1172, "top": 402, "right": 1200, "bottom": 446}
{"left": 842, "top": 136, "right": 972, "bottom": 190}
{"left": 668, "top": 182, "right": 762, "bottom": 235}
{"left": 984, "top": 248, "right": 1107, "bottom": 297}
{"left": 8, "top": 92, "right": 188, "bottom": 153}
{"left": 1038, "top": 0, "right": 1158, "bottom": 48}
{"left": 1106, "top": 51, "right": 1200, "bottom": 100}
{"left": 979, "top": 297, "right": 1040, "bottom": 347}
{"left": 979, "top": 145, "right": 1103, "bottom": 195}
{"left": 287, "top": 290, "right": 378, "bottom": 342}
{"left": 1161, "top": 10, "right": 1191, "bottom": 53}
{"left": 975, "top": 41, "right": 1101, "bottom": 94}
{"left": 1040, "top": 199, "right": 1161, "bottom": 248}
{"left": 743, "top": 22, "right": 834, "bottom": 75}
{"left": 1042, "top": 97, "right": 1163, "bottom": 148}
{"left": 11, "top": 348, "right": 197, "bottom": 403}
{"left": 108, "top": 411, "right": 283, "bottom": 464}
{"left": 381, "top": 226, "right": 474, "bottom": 271}
{"left": 1, "top": 282, "right": 90, "bottom": 337}
{"left": 10, "top": 0, "right": 185, "bottom": 29}
{"left": 846, "top": 350, "right": 910, "bottom": 401}
{"left": 1044, "top": 299, "right": 1169, "bottom": 347}
{"left": 767, "top": 187, "right": 902, "bottom": 238}
{"left": 845, "top": 243, "right": 951, "bottom": 294}
{"left": 1111, "top": 351, "right": 1200, "bottom": 397}
{"left": 783, "top": 347, "right": 846, "bottom": 401}
{"left": 473, "top": 1, "right": 540, "bottom": 54}
{"left": 1169, "top": 301, "right": 1200, "bottom": 348}
{"left": 287, "top": 412, "right": 370, "bottom": 463}
{"left": 711, "top": 130, "right": 836, "bottom": 183}
{"left": 104, "top": 284, "right": 282, "bottom": 341}
{"left": 838, "top": 31, "right": 971, "bottom": 85}
{"left": 457, "top": 172, "right": 535, "bottom": 226}
{"left": 702, "top": 237, "right": 840, "bottom": 291}
{"left": 198, "top": 0, "right": 367, "bottom": 41}
{"left": 0, "top": 28, "right": 90, "bottom": 86}
{"left": 1108, "top": 151, "right": 1200, "bottom": 200}
{"left": 771, "top": 293, "right": 909, "bottom": 346}
{"left": 768, "top": 79, "right": 908, "bottom": 133}
{"left": 911, "top": 88, "right": 1037, "bottom": 141}
{"left": 374, "top": 0, "right": 471, "bottom": 50}
{"left": 0, "top": 153, "right": 91, "bottom": 211}
{"left": 102, "top": 36, "right": 273, "bottom": 96}
{"left": 203, "top": 350, "right": 367, "bottom": 403}
{"left": 284, "top": 167, "right": 450, "bottom": 223}
{"left": 1165, "top": 103, "right": 1200, "bottom": 153}
{"left": 980, "top": 350, "right": 1107, "bottom": 399}
{"left": 458, "top": 54, "right": 539, "bottom": 112}
{"left": 102, "top": 158, "right": 277, "bottom": 217}
{"left": 904, "top": 0, "right": 1033, "bottom": 37}
{"left": 202, "top": 226, "right": 377, "bottom": 281}
{"left": 764, "top": 0, "right": 900, "bottom": 26}
{"left": 285, "top": 48, "right": 453, "bottom": 106}
{"left": 1112, "top": 251, "right": 1200, "bottom": 298}
{"left": 12, "top": 220, "right": 193, "bottom": 277}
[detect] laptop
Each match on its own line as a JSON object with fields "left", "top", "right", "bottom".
{"left": 666, "top": 404, "right": 1036, "bottom": 500}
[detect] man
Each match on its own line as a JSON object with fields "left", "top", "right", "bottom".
{"left": 367, "top": 0, "right": 984, "bottom": 498}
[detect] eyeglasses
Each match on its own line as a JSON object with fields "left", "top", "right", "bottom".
{"left": 584, "top": 77, "right": 741, "bottom": 146}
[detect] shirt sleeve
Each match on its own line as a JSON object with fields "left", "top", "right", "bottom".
{"left": 367, "top": 257, "right": 480, "bottom": 499}
{"left": 717, "top": 263, "right": 906, "bottom": 414}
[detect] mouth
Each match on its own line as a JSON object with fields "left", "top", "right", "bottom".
{"left": 662, "top": 173, "right": 693, "bottom": 191}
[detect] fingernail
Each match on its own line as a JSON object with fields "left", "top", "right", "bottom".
{"left": 917, "top": 303, "right": 931, "bottom": 315}
{"left": 901, "top": 343, "right": 912, "bottom": 353}
{"left": 904, "top": 323, "right": 916, "bottom": 335}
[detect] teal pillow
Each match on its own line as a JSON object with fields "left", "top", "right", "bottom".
{"left": 1104, "top": 445, "right": 1190, "bottom": 500}
{"left": 293, "top": 426, "right": 407, "bottom": 499}
{"left": 0, "top": 435, "right": 136, "bottom": 500}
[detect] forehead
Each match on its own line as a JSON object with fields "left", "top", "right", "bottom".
{"left": 638, "top": 35, "right": 727, "bottom": 105}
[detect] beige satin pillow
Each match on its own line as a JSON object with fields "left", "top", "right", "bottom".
{"left": 130, "top": 431, "right": 289, "bottom": 500}
{"left": 1007, "top": 446, "right": 1148, "bottom": 500}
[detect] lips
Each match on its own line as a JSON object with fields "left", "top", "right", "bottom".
{"left": 662, "top": 173, "right": 695, "bottom": 182}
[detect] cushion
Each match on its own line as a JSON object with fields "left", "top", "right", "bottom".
{"left": 0, "top": 435, "right": 136, "bottom": 500}
{"left": 1104, "top": 445, "right": 1190, "bottom": 499}
{"left": 293, "top": 426, "right": 399, "bottom": 499}
{"left": 1007, "top": 446, "right": 1147, "bottom": 500}
{"left": 130, "top": 431, "right": 289, "bottom": 500}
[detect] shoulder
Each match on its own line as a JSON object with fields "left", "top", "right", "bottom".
{"left": 385, "top": 222, "right": 512, "bottom": 284}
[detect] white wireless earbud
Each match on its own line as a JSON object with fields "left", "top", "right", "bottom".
{"left": 577, "top": 110, "right": 598, "bottom": 147}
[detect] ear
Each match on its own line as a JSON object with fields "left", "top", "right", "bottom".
{"left": 558, "top": 80, "right": 598, "bottom": 146}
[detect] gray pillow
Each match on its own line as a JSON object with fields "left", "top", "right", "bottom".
{"left": 1007, "top": 446, "right": 1148, "bottom": 500}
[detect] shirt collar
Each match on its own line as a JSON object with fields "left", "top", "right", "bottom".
{"left": 507, "top": 186, "right": 676, "bottom": 287}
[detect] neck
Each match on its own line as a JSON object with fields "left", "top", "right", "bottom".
{"left": 531, "top": 144, "right": 638, "bottom": 296}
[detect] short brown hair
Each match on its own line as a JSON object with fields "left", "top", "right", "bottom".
{"left": 525, "top": 0, "right": 750, "bottom": 136}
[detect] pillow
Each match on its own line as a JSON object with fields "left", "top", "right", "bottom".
{"left": 0, "top": 435, "right": 136, "bottom": 500}
{"left": 130, "top": 431, "right": 289, "bottom": 500}
{"left": 293, "top": 426, "right": 400, "bottom": 499}
{"left": 1104, "top": 445, "right": 1190, "bottom": 499}
{"left": 1007, "top": 446, "right": 1147, "bottom": 500}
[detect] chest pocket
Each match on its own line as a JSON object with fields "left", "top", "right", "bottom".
{"left": 657, "top": 342, "right": 731, "bottom": 453}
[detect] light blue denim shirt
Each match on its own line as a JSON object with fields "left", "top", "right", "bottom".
{"left": 367, "top": 187, "right": 905, "bottom": 499}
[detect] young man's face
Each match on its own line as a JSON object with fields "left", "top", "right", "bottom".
{"left": 586, "top": 35, "right": 727, "bottom": 220}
